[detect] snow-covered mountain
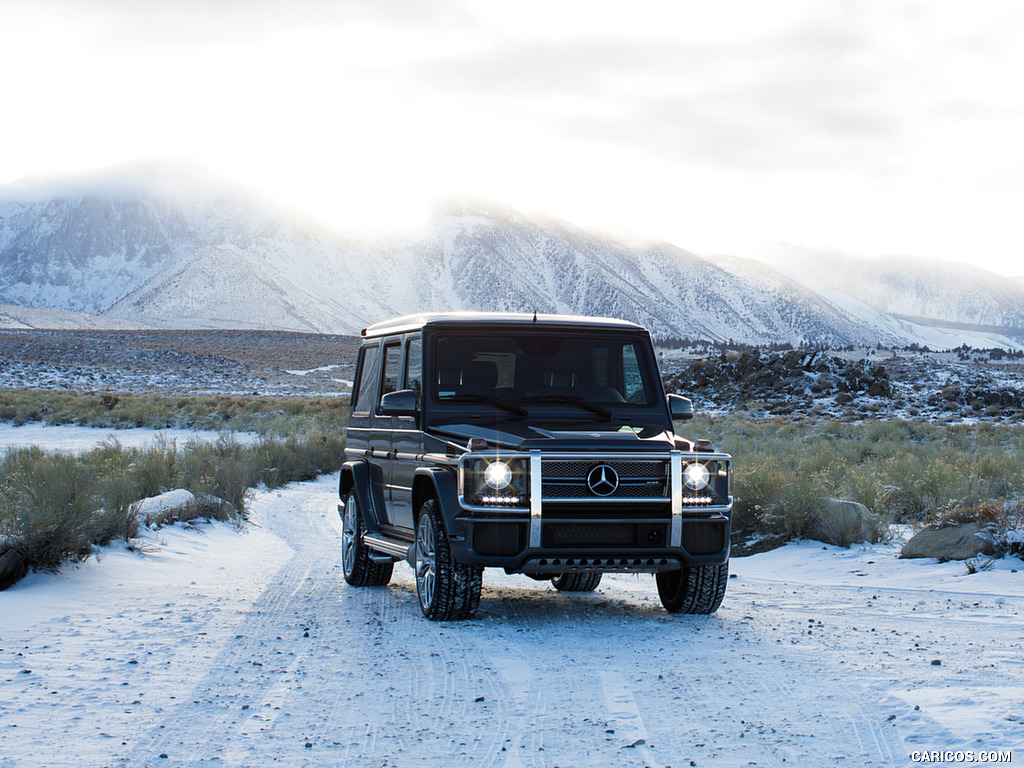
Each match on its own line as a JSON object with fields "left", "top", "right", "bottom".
{"left": 2, "top": 164, "right": 1022, "bottom": 349}
{"left": 762, "top": 247, "right": 1024, "bottom": 335}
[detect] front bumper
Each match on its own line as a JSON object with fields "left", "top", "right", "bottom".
{"left": 451, "top": 449, "right": 732, "bottom": 572}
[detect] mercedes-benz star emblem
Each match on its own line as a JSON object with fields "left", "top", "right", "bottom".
{"left": 587, "top": 464, "right": 620, "bottom": 496}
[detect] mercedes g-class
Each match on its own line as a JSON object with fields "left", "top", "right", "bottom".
{"left": 340, "top": 312, "right": 732, "bottom": 620}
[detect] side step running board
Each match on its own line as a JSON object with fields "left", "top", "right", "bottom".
{"left": 363, "top": 533, "right": 414, "bottom": 565}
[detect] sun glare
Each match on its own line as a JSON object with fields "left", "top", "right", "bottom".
{"left": 2, "top": 2, "right": 1023, "bottom": 276}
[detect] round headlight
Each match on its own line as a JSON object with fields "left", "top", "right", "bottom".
{"left": 683, "top": 462, "right": 710, "bottom": 491}
{"left": 484, "top": 461, "right": 513, "bottom": 490}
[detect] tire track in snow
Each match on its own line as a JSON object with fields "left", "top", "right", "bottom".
{"left": 112, "top": 483, "right": 342, "bottom": 765}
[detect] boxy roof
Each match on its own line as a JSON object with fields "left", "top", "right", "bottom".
{"left": 361, "top": 311, "right": 644, "bottom": 338}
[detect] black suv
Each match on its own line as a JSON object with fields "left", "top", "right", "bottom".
{"left": 340, "top": 312, "right": 732, "bottom": 620}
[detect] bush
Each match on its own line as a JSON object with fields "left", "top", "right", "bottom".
{"left": 0, "top": 449, "right": 99, "bottom": 572}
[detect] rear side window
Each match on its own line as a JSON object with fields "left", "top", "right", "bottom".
{"left": 352, "top": 345, "right": 381, "bottom": 413}
{"left": 405, "top": 337, "right": 423, "bottom": 401}
{"left": 381, "top": 343, "right": 402, "bottom": 397}
{"left": 621, "top": 344, "right": 648, "bottom": 403}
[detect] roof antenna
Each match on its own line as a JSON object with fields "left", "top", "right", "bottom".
{"left": 533, "top": 310, "right": 538, "bottom": 323}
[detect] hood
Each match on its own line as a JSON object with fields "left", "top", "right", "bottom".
{"left": 430, "top": 422, "right": 679, "bottom": 452}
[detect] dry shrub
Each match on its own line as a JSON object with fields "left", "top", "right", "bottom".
{"left": 926, "top": 499, "right": 1014, "bottom": 529}
{"left": 0, "top": 449, "right": 98, "bottom": 572}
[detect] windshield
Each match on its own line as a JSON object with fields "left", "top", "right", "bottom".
{"left": 431, "top": 333, "right": 659, "bottom": 411}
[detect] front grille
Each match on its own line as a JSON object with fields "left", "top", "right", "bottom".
{"left": 683, "top": 521, "right": 725, "bottom": 555}
{"left": 544, "top": 460, "right": 667, "bottom": 479}
{"left": 473, "top": 522, "right": 526, "bottom": 556}
{"left": 542, "top": 460, "right": 668, "bottom": 500}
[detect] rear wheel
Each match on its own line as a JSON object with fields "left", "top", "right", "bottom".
{"left": 414, "top": 499, "right": 482, "bottom": 621}
{"left": 340, "top": 492, "right": 393, "bottom": 587}
{"left": 551, "top": 572, "right": 603, "bottom": 592}
{"left": 656, "top": 562, "right": 728, "bottom": 614}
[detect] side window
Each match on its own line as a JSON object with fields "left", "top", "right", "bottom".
{"left": 353, "top": 345, "right": 381, "bottom": 414}
{"left": 405, "top": 337, "right": 423, "bottom": 402}
{"left": 622, "top": 343, "right": 649, "bottom": 403}
{"left": 590, "top": 346, "right": 611, "bottom": 388}
{"left": 381, "top": 342, "right": 402, "bottom": 399}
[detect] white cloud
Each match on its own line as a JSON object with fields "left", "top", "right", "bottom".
{"left": 2, "top": 0, "right": 1023, "bottom": 275}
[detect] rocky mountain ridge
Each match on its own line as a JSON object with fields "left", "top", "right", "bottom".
{"left": 2, "top": 164, "right": 1022, "bottom": 349}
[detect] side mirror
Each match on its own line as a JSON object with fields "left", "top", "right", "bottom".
{"left": 667, "top": 394, "right": 694, "bottom": 421}
{"left": 379, "top": 389, "right": 419, "bottom": 417}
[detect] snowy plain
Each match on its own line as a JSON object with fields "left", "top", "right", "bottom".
{"left": 2, "top": 457, "right": 1023, "bottom": 767}
{"left": 0, "top": 423, "right": 260, "bottom": 454}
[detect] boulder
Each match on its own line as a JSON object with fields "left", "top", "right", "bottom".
{"left": 900, "top": 522, "right": 997, "bottom": 561}
{"left": 136, "top": 489, "right": 198, "bottom": 526}
{"left": 0, "top": 547, "right": 28, "bottom": 591}
{"left": 808, "top": 499, "right": 882, "bottom": 547}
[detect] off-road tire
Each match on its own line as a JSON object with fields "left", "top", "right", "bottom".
{"left": 550, "top": 572, "right": 603, "bottom": 592}
{"left": 340, "top": 492, "right": 393, "bottom": 587}
{"left": 656, "top": 562, "right": 728, "bottom": 614}
{"left": 414, "top": 499, "right": 482, "bottom": 621}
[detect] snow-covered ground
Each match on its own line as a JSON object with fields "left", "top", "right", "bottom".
{"left": 2, "top": 474, "right": 1022, "bottom": 767}
{"left": 0, "top": 423, "right": 259, "bottom": 453}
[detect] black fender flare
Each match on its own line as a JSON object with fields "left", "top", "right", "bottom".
{"left": 412, "top": 466, "right": 461, "bottom": 539}
{"left": 339, "top": 460, "right": 384, "bottom": 533}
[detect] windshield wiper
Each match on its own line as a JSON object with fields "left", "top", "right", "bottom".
{"left": 521, "top": 394, "right": 613, "bottom": 419}
{"left": 441, "top": 393, "right": 529, "bottom": 417}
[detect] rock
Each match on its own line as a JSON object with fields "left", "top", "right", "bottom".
{"left": 808, "top": 499, "right": 883, "bottom": 547}
{"left": 0, "top": 547, "right": 29, "bottom": 591}
{"left": 900, "top": 522, "right": 997, "bottom": 561}
{"left": 136, "top": 489, "right": 198, "bottom": 525}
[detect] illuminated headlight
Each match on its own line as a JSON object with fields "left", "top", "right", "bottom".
{"left": 461, "top": 457, "right": 529, "bottom": 508}
{"left": 484, "top": 461, "right": 513, "bottom": 490}
{"left": 683, "top": 462, "right": 710, "bottom": 491}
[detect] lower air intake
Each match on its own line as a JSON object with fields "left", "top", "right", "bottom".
{"left": 683, "top": 521, "right": 725, "bottom": 555}
{"left": 473, "top": 522, "right": 525, "bottom": 557}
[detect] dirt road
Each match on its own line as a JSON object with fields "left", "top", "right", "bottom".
{"left": 2, "top": 475, "right": 1021, "bottom": 767}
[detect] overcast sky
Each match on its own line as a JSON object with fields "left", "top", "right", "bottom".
{"left": 2, "top": 0, "right": 1022, "bottom": 275}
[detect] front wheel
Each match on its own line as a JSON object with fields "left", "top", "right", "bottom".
{"left": 551, "top": 572, "right": 603, "bottom": 592}
{"left": 341, "top": 492, "right": 393, "bottom": 587}
{"left": 414, "top": 499, "right": 482, "bottom": 621}
{"left": 656, "top": 563, "right": 728, "bottom": 614}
